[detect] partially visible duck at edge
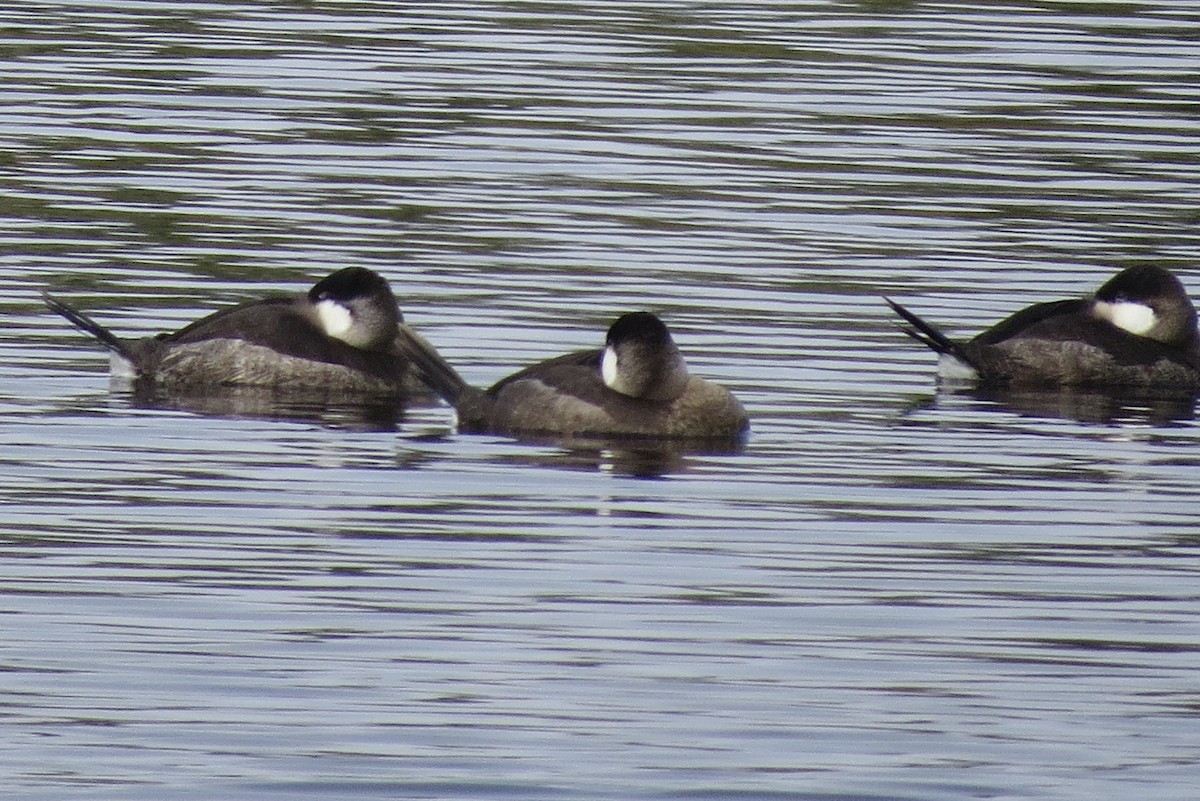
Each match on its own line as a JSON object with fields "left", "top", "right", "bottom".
{"left": 885, "top": 264, "right": 1200, "bottom": 391}
{"left": 397, "top": 311, "right": 749, "bottom": 440}
{"left": 44, "top": 266, "right": 426, "bottom": 395}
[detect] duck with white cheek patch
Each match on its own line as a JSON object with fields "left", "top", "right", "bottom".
{"left": 885, "top": 265, "right": 1200, "bottom": 391}
{"left": 396, "top": 311, "right": 749, "bottom": 440}
{"left": 44, "top": 267, "right": 427, "bottom": 395}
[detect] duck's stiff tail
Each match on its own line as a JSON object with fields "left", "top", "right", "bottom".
{"left": 884, "top": 297, "right": 978, "bottom": 369}
{"left": 42, "top": 291, "right": 136, "bottom": 362}
{"left": 395, "top": 324, "right": 474, "bottom": 406}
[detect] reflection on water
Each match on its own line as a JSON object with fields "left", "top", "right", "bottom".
{"left": 958, "top": 384, "right": 1199, "bottom": 425}
{"left": 4, "top": 2, "right": 1200, "bottom": 801}
{"left": 120, "top": 379, "right": 415, "bottom": 432}
{"left": 486, "top": 431, "right": 748, "bottom": 477}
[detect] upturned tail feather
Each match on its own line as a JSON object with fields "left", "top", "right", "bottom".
{"left": 394, "top": 324, "right": 473, "bottom": 405}
{"left": 883, "top": 297, "right": 979, "bottom": 370}
{"left": 42, "top": 291, "right": 136, "bottom": 362}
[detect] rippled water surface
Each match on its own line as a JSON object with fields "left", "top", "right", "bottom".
{"left": 3, "top": 2, "right": 1200, "bottom": 800}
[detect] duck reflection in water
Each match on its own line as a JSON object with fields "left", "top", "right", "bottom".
{"left": 887, "top": 265, "right": 1200, "bottom": 422}
{"left": 901, "top": 385, "right": 1196, "bottom": 426}
{"left": 118, "top": 380, "right": 411, "bottom": 431}
{"left": 482, "top": 432, "right": 746, "bottom": 478}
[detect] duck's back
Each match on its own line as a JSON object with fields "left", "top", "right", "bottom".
{"left": 963, "top": 301, "right": 1200, "bottom": 389}
{"left": 134, "top": 299, "right": 413, "bottom": 393}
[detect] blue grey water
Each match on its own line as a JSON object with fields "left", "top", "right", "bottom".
{"left": 2, "top": 2, "right": 1199, "bottom": 799}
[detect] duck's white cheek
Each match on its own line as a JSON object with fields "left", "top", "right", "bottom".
{"left": 1111, "top": 302, "right": 1158, "bottom": 336}
{"left": 1095, "top": 300, "right": 1157, "bottom": 336}
{"left": 315, "top": 299, "right": 354, "bottom": 341}
{"left": 601, "top": 345, "right": 619, "bottom": 391}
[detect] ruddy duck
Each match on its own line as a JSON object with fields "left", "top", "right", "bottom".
{"left": 397, "top": 311, "right": 749, "bottom": 439}
{"left": 886, "top": 265, "right": 1200, "bottom": 390}
{"left": 45, "top": 267, "right": 426, "bottom": 394}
